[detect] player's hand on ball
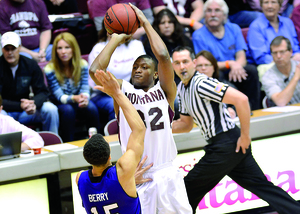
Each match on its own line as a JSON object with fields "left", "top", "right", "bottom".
{"left": 112, "top": 33, "right": 132, "bottom": 44}
{"left": 129, "top": 3, "right": 148, "bottom": 27}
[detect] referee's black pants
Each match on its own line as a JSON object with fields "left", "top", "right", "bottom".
{"left": 184, "top": 126, "right": 300, "bottom": 214}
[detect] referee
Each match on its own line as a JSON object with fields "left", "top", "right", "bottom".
{"left": 171, "top": 46, "right": 300, "bottom": 214}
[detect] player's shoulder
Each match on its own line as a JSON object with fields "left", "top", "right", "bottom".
{"left": 75, "top": 170, "right": 86, "bottom": 185}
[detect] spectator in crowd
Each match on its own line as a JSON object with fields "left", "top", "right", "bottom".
{"left": 261, "top": 36, "right": 300, "bottom": 106}
{"left": 0, "top": 32, "right": 59, "bottom": 134}
{"left": 171, "top": 45, "right": 300, "bottom": 214}
{"left": 0, "top": 94, "right": 44, "bottom": 151}
{"left": 88, "top": 21, "right": 146, "bottom": 134}
{"left": 247, "top": 0, "right": 300, "bottom": 65}
{"left": 91, "top": 0, "right": 154, "bottom": 39}
{"left": 192, "top": 0, "right": 261, "bottom": 110}
{"left": 44, "top": 32, "right": 100, "bottom": 142}
{"left": 291, "top": 3, "right": 300, "bottom": 42}
{"left": 224, "top": 0, "right": 299, "bottom": 29}
{"left": 43, "top": 0, "right": 79, "bottom": 15}
{"left": 247, "top": 0, "right": 300, "bottom": 17}
{"left": 143, "top": 8, "right": 194, "bottom": 84}
{"left": 0, "top": 0, "right": 53, "bottom": 62}
{"left": 149, "top": 0, "right": 203, "bottom": 33}
{"left": 195, "top": 50, "right": 237, "bottom": 118}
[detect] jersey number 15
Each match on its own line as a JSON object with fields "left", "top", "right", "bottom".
{"left": 91, "top": 203, "right": 118, "bottom": 214}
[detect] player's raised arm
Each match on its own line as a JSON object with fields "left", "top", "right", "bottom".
{"left": 130, "top": 3, "right": 177, "bottom": 105}
{"left": 89, "top": 33, "right": 131, "bottom": 86}
{"left": 94, "top": 70, "right": 146, "bottom": 191}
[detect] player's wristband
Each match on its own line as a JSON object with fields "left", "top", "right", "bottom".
{"left": 225, "top": 60, "right": 230, "bottom": 69}
{"left": 190, "top": 19, "right": 195, "bottom": 27}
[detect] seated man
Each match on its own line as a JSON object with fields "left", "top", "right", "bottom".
{"left": 0, "top": 32, "right": 59, "bottom": 134}
{"left": 261, "top": 36, "right": 300, "bottom": 106}
{"left": 0, "top": 95, "right": 44, "bottom": 151}
{"left": 0, "top": 0, "right": 53, "bottom": 62}
{"left": 192, "top": 0, "right": 261, "bottom": 110}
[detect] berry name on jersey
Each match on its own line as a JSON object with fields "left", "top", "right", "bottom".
{"left": 88, "top": 192, "right": 109, "bottom": 202}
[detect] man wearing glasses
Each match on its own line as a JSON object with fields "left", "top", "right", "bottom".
{"left": 192, "top": 0, "right": 261, "bottom": 110}
{"left": 261, "top": 36, "right": 300, "bottom": 106}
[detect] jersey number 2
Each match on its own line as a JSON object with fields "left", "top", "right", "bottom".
{"left": 137, "top": 107, "right": 164, "bottom": 131}
{"left": 91, "top": 203, "right": 118, "bottom": 214}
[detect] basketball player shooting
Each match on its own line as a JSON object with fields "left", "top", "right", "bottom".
{"left": 89, "top": 3, "right": 192, "bottom": 214}
{"left": 76, "top": 70, "right": 145, "bottom": 214}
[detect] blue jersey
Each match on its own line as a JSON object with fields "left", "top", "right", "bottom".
{"left": 78, "top": 166, "right": 142, "bottom": 214}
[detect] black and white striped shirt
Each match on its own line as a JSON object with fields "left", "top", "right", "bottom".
{"left": 177, "top": 72, "right": 235, "bottom": 140}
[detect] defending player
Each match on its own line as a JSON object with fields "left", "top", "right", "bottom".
{"left": 76, "top": 70, "right": 146, "bottom": 214}
{"left": 89, "top": 3, "right": 192, "bottom": 214}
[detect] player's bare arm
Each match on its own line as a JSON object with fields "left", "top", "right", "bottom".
{"left": 89, "top": 33, "right": 130, "bottom": 115}
{"left": 94, "top": 69, "right": 146, "bottom": 197}
{"left": 222, "top": 87, "right": 251, "bottom": 154}
{"left": 89, "top": 33, "right": 131, "bottom": 86}
{"left": 172, "top": 114, "right": 194, "bottom": 133}
{"left": 130, "top": 3, "right": 177, "bottom": 107}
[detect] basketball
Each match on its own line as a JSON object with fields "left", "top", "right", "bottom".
{"left": 104, "top": 3, "right": 139, "bottom": 35}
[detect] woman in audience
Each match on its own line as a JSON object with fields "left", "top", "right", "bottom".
{"left": 45, "top": 32, "right": 100, "bottom": 142}
{"left": 88, "top": 21, "right": 146, "bottom": 134}
{"left": 195, "top": 50, "right": 237, "bottom": 118}
{"left": 247, "top": 0, "right": 300, "bottom": 65}
{"left": 143, "top": 8, "right": 194, "bottom": 85}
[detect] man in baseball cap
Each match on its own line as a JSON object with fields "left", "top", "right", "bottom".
{"left": 1, "top": 31, "right": 21, "bottom": 48}
{"left": 1, "top": 31, "right": 21, "bottom": 66}
{"left": 0, "top": 31, "right": 59, "bottom": 134}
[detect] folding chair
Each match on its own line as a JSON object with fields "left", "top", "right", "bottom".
{"left": 38, "top": 131, "right": 64, "bottom": 145}
{"left": 104, "top": 119, "right": 119, "bottom": 136}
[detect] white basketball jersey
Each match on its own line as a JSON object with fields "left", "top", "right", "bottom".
{"left": 119, "top": 80, "right": 177, "bottom": 167}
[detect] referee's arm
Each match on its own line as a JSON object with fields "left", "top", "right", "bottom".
{"left": 223, "top": 87, "right": 251, "bottom": 154}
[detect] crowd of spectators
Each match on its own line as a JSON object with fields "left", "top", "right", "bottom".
{"left": 1, "top": 0, "right": 300, "bottom": 143}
